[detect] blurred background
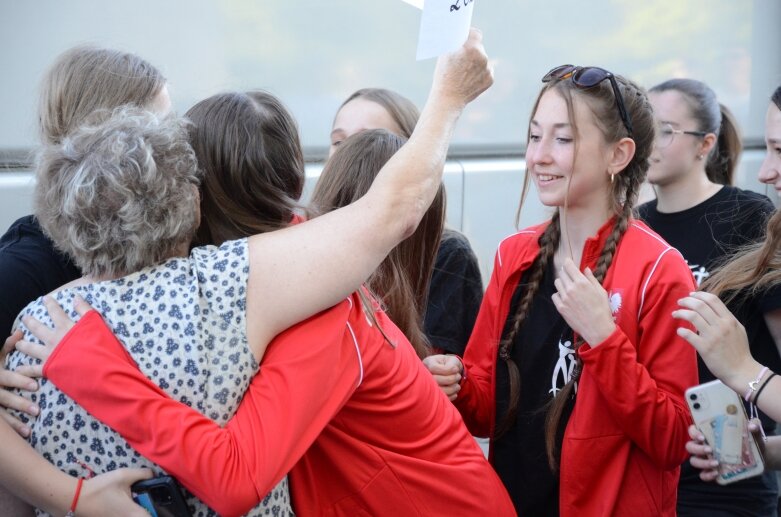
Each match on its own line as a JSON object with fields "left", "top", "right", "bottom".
{"left": 2, "top": 0, "right": 779, "bottom": 154}
{"left": 1, "top": 0, "right": 779, "bottom": 279}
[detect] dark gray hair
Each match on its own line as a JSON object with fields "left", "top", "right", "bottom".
{"left": 34, "top": 106, "right": 201, "bottom": 278}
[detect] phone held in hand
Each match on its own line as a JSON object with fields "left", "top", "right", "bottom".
{"left": 132, "top": 476, "right": 192, "bottom": 517}
{"left": 686, "top": 380, "right": 765, "bottom": 485}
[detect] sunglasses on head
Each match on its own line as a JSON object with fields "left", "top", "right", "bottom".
{"left": 542, "top": 64, "right": 634, "bottom": 138}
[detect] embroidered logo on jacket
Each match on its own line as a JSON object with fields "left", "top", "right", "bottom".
{"left": 608, "top": 290, "right": 623, "bottom": 320}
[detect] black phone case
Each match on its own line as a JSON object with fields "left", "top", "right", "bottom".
{"left": 132, "top": 476, "right": 192, "bottom": 517}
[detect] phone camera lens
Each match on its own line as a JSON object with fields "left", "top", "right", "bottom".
{"left": 693, "top": 402, "right": 701, "bottom": 410}
{"left": 152, "top": 487, "right": 174, "bottom": 505}
{"left": 689, "top": 393, "right": 697, "bottom": 401}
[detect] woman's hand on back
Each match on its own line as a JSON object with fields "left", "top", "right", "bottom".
{"left": 0, "top": 330, "right": 40, "bottom": 437}
{"left": 79, "top": 468, "right": 155, "bottom": 517}
{"left": 14, "top": 295, "right": 93, "bottom": 372}
{"left": 423, "top": 354, "right": 463, "bottom": 401}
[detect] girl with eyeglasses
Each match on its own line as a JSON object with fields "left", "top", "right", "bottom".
{"left": 423, "top": 65, "right": 698, "bottom": 516}
{"left": 636, "top": 79, "right": 778, "bottom": 517}
{"left": 676, "top": 85, "right": 781, "bottom": 512}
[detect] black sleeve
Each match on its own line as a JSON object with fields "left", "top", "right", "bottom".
{"left": 423, "top": 231, "right": 484, "bottom": 356}
{"left": 0, "top": 218, "right": 80, "bottom": 337}
{"left": 759, "top": 283, "right": 781, "bottom": 314}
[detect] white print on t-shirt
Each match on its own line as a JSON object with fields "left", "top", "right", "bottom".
{"left": 551, "top": 338, "right": 577, "bottom": 396}
{"left": 685, "top": 260, "right": 710, "bottom": 286}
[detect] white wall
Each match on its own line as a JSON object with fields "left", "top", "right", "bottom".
{"left": 2, "top": 149, "right": 773, "bottom": 285}
{"left": 1, "top": 0, "right": 778, "bottom": 155}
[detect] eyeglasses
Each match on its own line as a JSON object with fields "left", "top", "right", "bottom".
{"left": 542, "top": 64, "right": 634, "bottom": 138}
{"left": 655, "top": 122, "right": 708, "bottom": 149}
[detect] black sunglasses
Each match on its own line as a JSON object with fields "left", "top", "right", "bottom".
{"left": 542, "top": 64, "right": 634, "bottom": 138}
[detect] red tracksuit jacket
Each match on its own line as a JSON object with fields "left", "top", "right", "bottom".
{"left": 455, "top": 218, "right": 698, "bottom": 516}
{"left": 44, "top": 291, "right": 515, "bottom": 516}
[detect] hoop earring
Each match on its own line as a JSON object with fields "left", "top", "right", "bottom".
{"left": 610, "top": 173, "right": 615, "bottom": 183}
{"left": 696, "top": 154, "right": 704, "bottom": 160}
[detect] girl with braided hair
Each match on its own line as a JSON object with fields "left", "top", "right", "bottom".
{"left": 424, "top": 65, "right": 698, "bottom": 516}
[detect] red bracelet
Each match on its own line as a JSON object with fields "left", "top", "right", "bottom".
{"left": 65, "top": 477, "right": 84, "bottom": 517}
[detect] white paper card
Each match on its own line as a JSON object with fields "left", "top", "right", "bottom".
{"left": 401, "top": 0, "right": 424, "bottom": 9}
{"left": 416, "top": 0, "right": 474, "bottom": 61}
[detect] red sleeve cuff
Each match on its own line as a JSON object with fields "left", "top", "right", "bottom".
{"left": 43, "top": 310, "right": 134, "bottom": 378}
{"left": 577, "top": 325, "right": 624, "bottom": 362}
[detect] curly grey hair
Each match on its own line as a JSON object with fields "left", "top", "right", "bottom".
{"left": 34, "top": 106, "right": 201, "bottom": 278}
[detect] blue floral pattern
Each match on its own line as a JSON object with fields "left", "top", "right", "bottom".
{"left": 7, "top": 239, "right": 292, "bottom": 516}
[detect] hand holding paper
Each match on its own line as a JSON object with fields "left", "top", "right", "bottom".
{"left": 415, "top": 0, "right": 476, "bottom": 60}
{"left": 431, "top": 28, "right": 493, "bottom": 109}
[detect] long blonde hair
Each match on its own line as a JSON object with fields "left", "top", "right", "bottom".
{"left": 39, "top": 45, "right": 165, "bottom": 145}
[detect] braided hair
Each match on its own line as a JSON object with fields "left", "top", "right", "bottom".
{"left": 498, "top": 73, "right": 655, "bottom": 471}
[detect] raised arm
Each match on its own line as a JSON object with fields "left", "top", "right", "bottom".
{"left": 246, "top": 30, "right": 494, "bottom": 354}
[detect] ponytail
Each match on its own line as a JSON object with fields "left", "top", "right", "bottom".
{"left": 705, "top": 103, "right": 742, "bottom": 185}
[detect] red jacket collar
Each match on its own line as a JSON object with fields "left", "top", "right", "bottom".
{"left": 513, "top": 215, "right": 619, "bottom": 272}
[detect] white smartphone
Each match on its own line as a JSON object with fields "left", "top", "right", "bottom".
{"left": 685, "top": 380, "right": 764, "bottom": 485}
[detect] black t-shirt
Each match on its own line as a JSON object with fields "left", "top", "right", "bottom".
{"left": 0, "top": 215, "right": 80, "bottom": 337}
{"left": 494, "top": 259, "right": 574, "bottom": 516}
{"left": 637, "top": 186, "right": 774, "bottom": 287}
{"left": 424, "top": 229, "right": 483, "bottom": 356}
{"left": 638, "top": 187, "right": 779, "bottom": 516}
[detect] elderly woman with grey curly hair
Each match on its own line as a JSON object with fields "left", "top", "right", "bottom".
{"left": 7, "top": 106, "right": 291, "bottom": 517}
{"left": 0, "top": 31, "right": 496, "bottom": 516}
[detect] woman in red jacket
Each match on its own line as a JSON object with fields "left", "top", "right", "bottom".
{"left": 7, "top": 103, "right": 514, "bottom": 517}
{"left": 424, "top": 65, "right": 699, "bottom": 516}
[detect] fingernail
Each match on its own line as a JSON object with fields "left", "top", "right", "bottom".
{"left": 21, "top": 426, "right": 31, "bottom": 437}
{"left": 710, "top": 460, "right": 719, "bottom": 467}
{"left": 704, "top": 446, "right": 712, "bottom": 453}
{"left": 29, "top": 405, "right": 39, "bottom": 415}
{"left": 26, "top": 381, "right": 37, "bottom": 391}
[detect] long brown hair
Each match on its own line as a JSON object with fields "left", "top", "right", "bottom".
{"left": 337, "top": 88, "right": 420, "bottom": 139}
{"left": 310, "top": 129, "right": 445, "bottom": 358}
{"left": 185, "top": 91, "right": 305, "bottom": 247}
{"left": 649, "top": 78, "right": 742, "bottom": 185}
{"left": 701, "top": 87, "right": 781, "bottom": 301}
{"left": 500, "top": 72, "right": 656, "bottom": 470}
{"left": 39, "top": 45, "right": 165, "bottom": 145}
